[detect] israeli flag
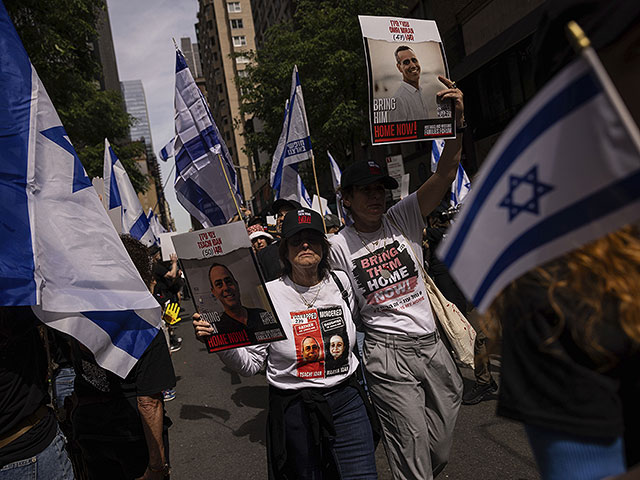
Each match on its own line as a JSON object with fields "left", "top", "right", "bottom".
{"left": 0, "top": 5, "right": 162, "bottom": 377}
{"left": 103, "top": 139, "right": 156, "bottom": 247}
{"left": 430, "top": 139, "right": 445, "bottom": 173}
{"left": 147, "top": 208, "right": 168, "bottom": 241}
{"left": 158, "top": 137, "right": 175, "bottom": 162}
{"left": 297, "top": 166, "right": 313, "bottom": 208}
{"left": 451, "top": 163, "right": 471, "bottom": 207}
{"left": 431, "top": 139, "right": 471, "bottom": 208}
{"left": 173, "top": 49, "right": 242, "bottom": 227}
{"left": 438, "top": 56, "right": 640, "bottom": 312}
{"left": 327, "top": 150, "right": 349, "bottom": 224}
{"left": 270, "top": 65, "right": 313, "bottom": 198}
{"left": 328, "top": 150, "right": 341, "bottom": 191}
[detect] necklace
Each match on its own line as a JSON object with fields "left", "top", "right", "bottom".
{"left": 292, "top": 279, "right": 322, "bottom": 308}
{"left": 354, "top": 222, "right": 392, "bottom": 280}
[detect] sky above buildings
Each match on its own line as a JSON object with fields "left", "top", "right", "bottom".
{"left": 107, "top": 0, "right": 199, "bottom": 232}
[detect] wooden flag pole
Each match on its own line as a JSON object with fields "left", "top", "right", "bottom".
{"left": 217, "top": 153, "right": 244, "bottom": 221}
{"left": 310, "top": 152, "right": 327, "bottom": 233}
{"left": 566, "top": 21, "right": 640, "bottom": 155}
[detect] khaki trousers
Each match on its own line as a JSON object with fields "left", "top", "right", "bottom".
{"left": 363, "top": 329, "right": 463, "bottom": 480}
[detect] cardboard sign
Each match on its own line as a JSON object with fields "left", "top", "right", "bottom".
{"left": 359, "top": 16, "right": 455, "bottom": 145}
{"left": 172, "top": 221, "right": 286, "bottom": 352}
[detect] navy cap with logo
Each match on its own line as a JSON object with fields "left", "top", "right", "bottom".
{"left": 340, "top": 160, "right": 398, "bottom": 190}
{"left": 281, "top": 208, "right": 325, "bottom": 239}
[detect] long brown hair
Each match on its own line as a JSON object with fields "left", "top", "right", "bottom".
{"left": 485, "top": 225, "right": 640, "bottom": 364}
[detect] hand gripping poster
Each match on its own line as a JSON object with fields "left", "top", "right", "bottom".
{"left": 359, "top": 16, "right": 455, "bottom": 145}
{"left": 291, "top": 305, "right": 350, "bottom": 379}
{"left": 172, "top": 222, "right": 286, "bottom": 352}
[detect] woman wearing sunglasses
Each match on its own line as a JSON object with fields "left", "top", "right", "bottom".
{"left": 193, "top": 208, "right": 377, "bottom": 480}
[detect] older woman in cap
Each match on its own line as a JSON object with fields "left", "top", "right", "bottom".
{"left": 329, "top": 76, "right": 465, "bottom": 480}
{"left": 194, "top": 208, "right": 378, "bottom": 480}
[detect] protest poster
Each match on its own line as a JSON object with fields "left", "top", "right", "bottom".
{"left": 172, "top": 221, "right": 286, "bottom": 352}
{"left": 359, "top": 16, "right": 454, "bottom": 145}
{"left": 290, "top": 305, "right": 350, "bottom": 379}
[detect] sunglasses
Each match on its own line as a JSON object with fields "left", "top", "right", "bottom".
{"left": 288, "top": 232, "right": 323, "bottom": 247}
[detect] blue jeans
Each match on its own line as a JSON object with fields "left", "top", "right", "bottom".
{"left": 284, "top": 384, "right": 377, "bottom": 479}
{"left": 525, "top": 424, "right": 626, "bottom": 480}
{"left": 0, "top": 427, "right": 74, "bottom": 479}
{"left": 53, "top": 367, "right": 75, "bottom": 411}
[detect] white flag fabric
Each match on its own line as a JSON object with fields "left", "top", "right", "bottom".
{"left": 278, "top": 162, "right": 312, "bottom": 208}
{"left": 327, "top": 151, "right": 349, "bottom": 224}
{"left": 147, "top": 208, "right": 167, "bottom": 243}
{"left": 430, "top": 139, "right": 445, "bottom": 173}
{"left": 328, "top": 150, "right": 341, "bottom": 191}
{"left": 438, "top": 56, "right": 640, "bottom": 312}
{"left": 172, "top": 49, "right": 242, "bottom": 227}
{"left": 431, "top": 138, "right": 471, "bottom": 208}
{"left": 103, "top": 139, "right": 156, "bottom": 246}
{"left": 0, "top": 5, "right": 162, "bottom": 377}
{"left": 270, "top": 65, "right": 313, "bottom": 197}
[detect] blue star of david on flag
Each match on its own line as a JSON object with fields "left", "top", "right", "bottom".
{"left": 499, "top": 166, "right": 554, "bottom": 221}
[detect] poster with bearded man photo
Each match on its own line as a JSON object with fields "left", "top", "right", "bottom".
{"left": 172, "top": 221, "right": 286, "bottom": 352}
{"left": 359, "top": 16, "right": 455, "bottom": 145}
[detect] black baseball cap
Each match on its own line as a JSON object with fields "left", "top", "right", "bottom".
{"left": 271, "top": 198, "right": 303, "bottom": 215}
{"left": 281, "top": 208, "right": 325, "bottom": 239}
{"left": 340, "top": 161, "right": 398, "bottom": 190}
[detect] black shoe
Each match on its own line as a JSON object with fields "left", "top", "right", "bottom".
{"left": 462, "top": 379, "right": 498, "bottom": 405}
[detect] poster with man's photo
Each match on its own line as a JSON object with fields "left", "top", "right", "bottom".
{"left": 359, "top": 16, "right": 455, "bottom": 145}
{"left": 172, "top": 222, "right": 286, "bottom": 352}
{"left": 290, "top": 306, "right": 350, "bottom": 379}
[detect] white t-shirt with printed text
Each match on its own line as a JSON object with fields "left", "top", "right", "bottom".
{"left": 329, "top": 192, "right": 436, "bottom": 336}
{"left": 217, "top": 271, "right": 359, "bottom": 390}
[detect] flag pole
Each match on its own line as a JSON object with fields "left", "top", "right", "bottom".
{"left": 310, "top": 152, "right": 327, "bottom": 233}
{"left": 217, "top": 153, "right": 244, "bottom": 221}
{"left": 566, "top": 21, "right": 640, "bottom": 154}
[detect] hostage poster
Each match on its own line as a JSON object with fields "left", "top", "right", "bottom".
{"left": 291, "top": 306, "right": 350, "bottom": 379}
{"left": 172, "top": 222, "right": 286, "bottom": 352}
{"left": 359, "top": 16, "right": 455, "bottom": 145}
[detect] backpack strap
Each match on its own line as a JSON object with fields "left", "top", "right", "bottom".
{"left": 329, "top": 271, "right": 352, "bottom": 311}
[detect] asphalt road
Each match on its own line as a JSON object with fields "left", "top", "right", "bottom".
{"left": 165, "top": 305, "right": 539, "bottom": 480}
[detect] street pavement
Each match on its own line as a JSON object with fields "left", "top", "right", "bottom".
{"left": 165, "top": 302, "right": 540, "bottom": 479}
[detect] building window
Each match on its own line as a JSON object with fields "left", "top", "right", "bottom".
{"left": 230, "top": 18, "right": 243, "bottom": 29}
{"left": 232, "top": 35, "right": 247, "bottom": 47}
{"left": 217, "top": 83, "right": 223, "bottom": 93}
{"left": 227, "top": 2, "right": 241, "bottom": 13}
{"left": 235, "top": 55, "right": 249, "bottom": 64}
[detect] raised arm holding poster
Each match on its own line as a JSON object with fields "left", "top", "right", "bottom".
{"left": 172, "top": 222, "right": 286, "bottom": 352}
{"left": 359, "top": 16, "right": 455, "bottom": 144}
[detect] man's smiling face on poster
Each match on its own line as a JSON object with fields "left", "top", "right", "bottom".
{"left": 396, "top": 47, "right": 421, "bottom": 85}
{"left": 209, "top": 264, "right": 240, "bottom": 310}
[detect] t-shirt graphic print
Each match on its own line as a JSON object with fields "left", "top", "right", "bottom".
{"left": 291, "top": 306, "right": 350, "bottom": 379}
{"left": 352, "top": 240, "right": 421, "bottom": 308}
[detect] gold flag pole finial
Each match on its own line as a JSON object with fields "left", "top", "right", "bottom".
{"left": 565, "top": 20, "right": 591, "bottom": 52}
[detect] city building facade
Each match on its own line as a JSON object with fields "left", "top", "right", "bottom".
{"left": 196, "top": 0, "right": 262, "bottom": 212}
{"left": 121, "top": 80, "right": 173, "bottom": 230}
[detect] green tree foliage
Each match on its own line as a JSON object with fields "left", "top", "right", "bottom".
{"left": 238, "top": 0, "right": 407, "bottom": 177}
{"left": 5, "top": 0, "right": 148, "bottom": 192}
